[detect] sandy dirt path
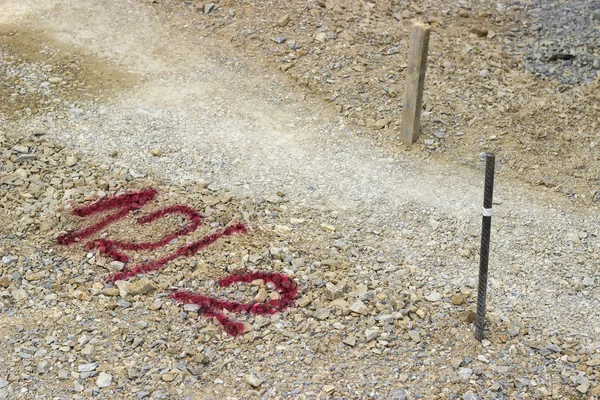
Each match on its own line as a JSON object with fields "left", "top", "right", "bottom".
{"left": 2, "top": 0, "right": 589, "bottom": 217}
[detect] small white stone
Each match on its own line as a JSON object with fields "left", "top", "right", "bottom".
{"left": 349, "top": 300, "right": 368, "bottom": 315}
{"left": 458, "top": 368, "right": 473, "bottom": 379}
{"left": 365, "top": 329, "right": 380, "bottom": 342}
{"left": 78, "top": 363, "right": 99, "bottom": 372}
{"left": 477, "top": 354, "right": 489, "bottom": 363}
{"left": 323, "top": 385, "right": 335, "bottom": 393}
{"left": 275, "top": 225, "right": 292, "bottom": 234}
{"left": 425, "top": 291, "right": 442, "bottom": 302}
{"left": 96, "top": 372, "right": 112, "bottom": 388}
{"left": 320, "top": 223, "right": 336, "bottom": 232}
{"left": 245, "top": 373, "right": 263, "bottom": 387}
{"left": 408, "top": 330, "right": 420, "bottom": 342}
{"left": 108, "top": 261, "right": 125, "bottom": 271}
{"left": 582, "top": 277, "right": 595, "bottom": 287}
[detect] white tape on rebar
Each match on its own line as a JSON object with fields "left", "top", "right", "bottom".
{"left": 482, "top": 208, "right": 493, "bottom": 217}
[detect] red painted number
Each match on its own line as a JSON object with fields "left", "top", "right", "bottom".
{"left": 57, "top": 188, "right": 298, "bottom": 336}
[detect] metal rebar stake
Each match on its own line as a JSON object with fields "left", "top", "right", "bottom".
{"left": 475, "top": 153, "right": 495, "bottom": 341}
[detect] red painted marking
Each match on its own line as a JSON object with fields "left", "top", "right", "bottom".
{"left": 170, "top": 272, "right": 298, "bottom": 336}
{"left": 56, "top": 188, "right": 298, "bottom": 336}
{"left": 88, "top": 205, "right": 204, "bottom": 263}
{"left": 106, "top": 223, "right": 249, "bottom": 282}
{"left": 57, "top": 188, "right": 158, "bottom": 245}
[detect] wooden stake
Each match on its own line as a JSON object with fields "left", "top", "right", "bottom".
{"left": 400, "top": 22, "right": 431, "bottom": 145}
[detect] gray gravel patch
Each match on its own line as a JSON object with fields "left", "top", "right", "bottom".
{"left": 509, "top": 0, "right": 600, "bottom": 86}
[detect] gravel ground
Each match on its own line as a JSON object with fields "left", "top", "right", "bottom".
{"left": 2, "top": 126, "right": 600, "bottom": 399}
{"left": 1, "top": 0, "right": 600, "bottom": 399}
{"left": 151, "top": 0, "right": 600, "bottom": 206}
{"left": 512, "top": 0, "right": 600, "bottom": 86}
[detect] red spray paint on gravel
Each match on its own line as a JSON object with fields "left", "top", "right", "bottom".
{"left": 170, "top": 271, "right": 298, "bottom": 336}
{"left": 106, "top": 222, "right": 249, "bottom": 282}
{"left": 56, "top": 188, "right": 158, "bottom": 246}
{"left": 56, "top": 188, "right": 298, "bottom": 336}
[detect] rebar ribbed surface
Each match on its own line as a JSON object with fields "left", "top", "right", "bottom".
{"left": 475, "top": 153, "right": 495, "bottom": 341}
